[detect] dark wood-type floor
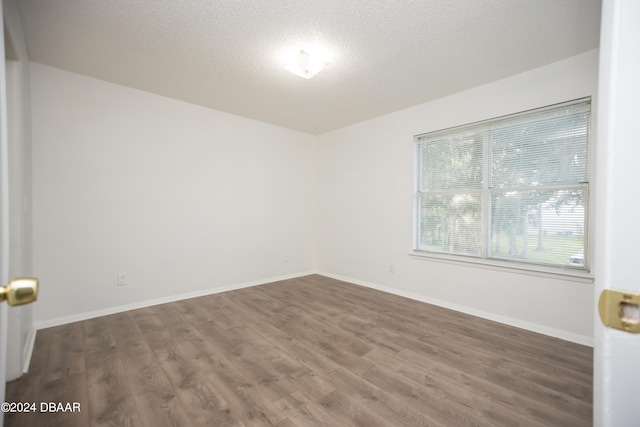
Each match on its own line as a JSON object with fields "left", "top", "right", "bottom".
{"left": 5, "top": 274, "right": 593, "bottom": 426}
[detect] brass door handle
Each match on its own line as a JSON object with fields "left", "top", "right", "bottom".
{"left": 599, "top": 288, "right": 640, "bottom": 333}
{"left": 0, "top": 277, "right": 38, "bottom": 306}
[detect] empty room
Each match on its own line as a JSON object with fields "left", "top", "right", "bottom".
{"left": 0, "top": 0, "right": 638, "bottom": 426}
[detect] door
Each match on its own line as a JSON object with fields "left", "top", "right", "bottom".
{"left": 594, "top": 0, "right": 640, "bottom": 425}
{"left": 0, "top": 5, "right": 39, "bottom": 425}
{"left": 0, "top": 0, "right": 11, "bottom": 421}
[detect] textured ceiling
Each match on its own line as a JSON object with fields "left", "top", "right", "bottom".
{"left": 17, "top": 0, "right": 601, "bottom": 134}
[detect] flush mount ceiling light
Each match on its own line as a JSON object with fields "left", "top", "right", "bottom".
{"left": 285, "top": 49, "right": 329, "bottom": 79}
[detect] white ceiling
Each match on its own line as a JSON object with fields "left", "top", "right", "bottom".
{"left": 16, "top": 0, "right": 601, "bottom": 135}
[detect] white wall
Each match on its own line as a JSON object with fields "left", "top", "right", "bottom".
{"left": 317, "top": 50, "right": 599, "bottom": 344}
{"left": 31, "top": 63, "right": 317, "bottom": 324}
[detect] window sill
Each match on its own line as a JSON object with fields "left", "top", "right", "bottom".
{"left": 409, "top": 251, "right": 594, "bottom": 284}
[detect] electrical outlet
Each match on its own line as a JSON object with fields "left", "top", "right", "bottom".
{"left": 283, "top": 253, "right": 289, "bottom": 262}
{"left": 117, "top": 273, "right": 128, "bottom": 286}
{"left": 389, "top": 264, "right": 395, "bottom": 273}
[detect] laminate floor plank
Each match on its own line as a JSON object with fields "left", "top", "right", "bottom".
{"left": 43, "top": 323, "right": 86, "bottom": 383}
{"left": 219, "top": 295, "right": 343, "bottom": 375}
{"left": 122, "top": 351, "right": 175, "bottom": 397}
{"left": 85, "top": 357, "right": 141, "bottom": 427}
{"left": 301, "top": 279, "right": 593, "bottom": 394}
{"left": 440, "top": 321, "right": 593, "bottom": 376}
{"left": 153, "top": 341, "right": 241, "bottom": 427}
{"left": 304, "top": 275, "right": 593, "bottom": 375}
{"left": 422, "top": 323, "right": 593, "bottom": 388}
{"left": 261, "top": 280, "right": 589, "bottom": 408}
{"left": 409, "top": 330, "right": 592, "bottom": 405}
{"left": 83, "top": 316, "right": 117, "bottom": 356}
{"left": 363, "top": 346, "right": 551, "bottom": 427}
{"left": 361, "top": 349, "right": 503, "bottom": 427}
{"left": 398, "top": 347, "right": 590, "bottom": 426}
{"left": 253, "top": 285, "right": 405, "bottom": 354}
{"left": 89, "top": 398, "right": 142, "bottom": 427}
{"left": 227, "top": 289, "right": 376, "bottom": 375}
{"left": 3, "top": 382, "right": 40, "bottom": 427}
{"left": 316, "top": 389, "right": 399, "bottom": 427}
{"left": 273, "top": 395, "right": 359, "bottom": 427}
{"left": 106, "top": 312, "right": 156, "bottom": 361}
{"left": 388, "top": 324, "right": 592, "bottom": 425}
{"left": 132, "top": 391, "right": 195, "bottom": 427}
{"left": 20, "top": 373, "right": 90, "bottom": 427}
{"left": 5, "top": 274, "right": 592, "bottom": 426}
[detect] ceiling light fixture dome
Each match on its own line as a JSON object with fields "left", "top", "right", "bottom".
{"left": 285, "top": 49, "right": 329, "bottom": 79}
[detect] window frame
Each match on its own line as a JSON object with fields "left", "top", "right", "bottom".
{"left": 412, "top": 98, "right": 593, "bottom": 282}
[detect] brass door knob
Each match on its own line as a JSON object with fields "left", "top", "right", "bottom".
{"left": 0, "top": 277, "right": 38, "bottom": 306}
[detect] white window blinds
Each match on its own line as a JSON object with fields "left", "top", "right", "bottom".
{"left": 415, "top": 99, "right": 590, "bottom": 270}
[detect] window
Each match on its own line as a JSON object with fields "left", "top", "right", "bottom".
{"left": 414, "top": 98, "right": 590, "bottom": 271}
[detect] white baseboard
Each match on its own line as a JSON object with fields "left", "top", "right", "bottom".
{"left": 34, "top": 270, "right": 317, "bottom": 330}
{"left": 317, "top": 271, "right": 594, "bottom": 347}
{"left": 22, "top": 325, "right": 37, "bottom": 373}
